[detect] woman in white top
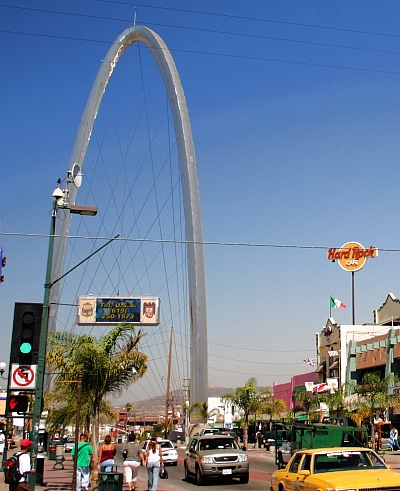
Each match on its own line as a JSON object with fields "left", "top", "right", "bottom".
{"left": 144, "top": 438, "right": 163, "bottom": 491}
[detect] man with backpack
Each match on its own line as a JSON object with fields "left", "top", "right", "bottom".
{"left": 6, "top": 438, "right": 36, "bottom": 491}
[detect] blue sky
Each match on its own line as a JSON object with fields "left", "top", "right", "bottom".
{"left": 1, "top": 1, "right": 400, "bottom": 402}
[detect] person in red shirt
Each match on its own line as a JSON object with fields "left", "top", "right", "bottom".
{"left": 97, "top": 435, "right": 116, "bottom": 472}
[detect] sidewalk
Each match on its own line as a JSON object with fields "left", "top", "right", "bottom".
{"left": 0, "top": 453, "right": 74, "bottom": 491}
{"left": 0, "top": 453, "right": 176, "bottom": 491}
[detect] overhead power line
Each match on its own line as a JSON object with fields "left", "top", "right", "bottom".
{"left": 94, "top": 0, "right": 400, "bottom": 39}
{"left": 0, "top": 28, "right": 399, "bottom": 76}
{"left": 1, "top": 4, "right": 400, "bottom": 56}
{"left": 0, "top": 231, "right": 395, "bottom": 252}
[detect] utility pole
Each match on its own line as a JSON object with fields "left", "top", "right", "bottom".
{"left": 164, "top": 328, "right": 173, "bottom": 438}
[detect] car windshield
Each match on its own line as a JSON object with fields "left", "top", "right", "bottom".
{"left": 160, "top": 441, "right": 173, "bottom": 449}
{"left": 314, "top": 450, "right": 387, "bottom": 473}
{"left": 199, "top": 438, "right": 238, "bottom": 450}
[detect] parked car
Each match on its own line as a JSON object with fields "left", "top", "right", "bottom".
{"left": 276, "top": 441, "right": 291, "bottom": 468}
{"left": 142, "top": 439, "right": 178, "bottom": 465}
{"left": 271, "top": 447, "right": 400, "bottom": 491}
{"left": 199, "top": 428, "right": 221, "bottom": 436}
{"left": 184, "top": 434, "right": 249, "bottom": 485}
{"left": 219, "top": 430, "right": 239, "bottom": 443}
{"left": 64, "top": 442, "right": 74, "bottom": 453}
{"left": 64, "top": 436, "right": 75, "bottom": 453}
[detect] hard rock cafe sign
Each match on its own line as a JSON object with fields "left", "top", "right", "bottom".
{"left": 327, "top": 241, "right": 378, "bottom": 272}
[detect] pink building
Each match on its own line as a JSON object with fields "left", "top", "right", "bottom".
{"left": 273, "top": 372, "right": 318, "bottom": 410}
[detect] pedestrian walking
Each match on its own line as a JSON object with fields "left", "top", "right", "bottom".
{"left": 71, "top": 434, "right": 93, "bottom": 491}
{"left": 144, "top": 437, "right": 163, "bottom": 491}
{"left": 0, "top": 430, "right": 5, "bottom": 454}
{"left": 393, "top": 427, "right": 400, "bottom": 451}
{"left": 123, "top": 433, "right": 144, "bottom": 491}
{"left": 9, "top": 438, "right": 36, "bottom": 491}
{"left": 97, "top": 435, "right": 116, "bottom": 472}
{"left": 256, "top": 431, "right": 263, "bottom": 448}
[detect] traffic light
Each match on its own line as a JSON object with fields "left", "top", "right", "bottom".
{"left": 8, "top": 395, "right": 29, "bottom": 413}
{"left": 10, "top": 303, "right": 43, "bottom": 366}
{"left": 0, "top": 247, "right": 5, "bottom": 283}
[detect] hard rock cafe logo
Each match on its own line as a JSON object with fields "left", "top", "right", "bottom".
{"left": 327, "top": 241, "right": 378, "bottom": 272}
{"left": 143, "top": 301, "right": 156, "bottom": 319}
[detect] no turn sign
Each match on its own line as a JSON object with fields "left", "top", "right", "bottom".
{"left": 10, "top": 364, "right": 37, "bottom": 389}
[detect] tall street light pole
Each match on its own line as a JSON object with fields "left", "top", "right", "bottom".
{"left": 30, "top": 181, "right": 97, "bottom": 491}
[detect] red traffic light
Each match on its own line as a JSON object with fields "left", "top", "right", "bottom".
{"left": 9, "top": 395, "right": 29, "bottom": 413}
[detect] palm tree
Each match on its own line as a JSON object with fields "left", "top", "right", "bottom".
{"left": 45, "top": 323, "right": 147, "bottom": 454}
{"left": 222, "top": 377, "right": 271, "bottom": 448}
{"left": 350, "top": 372, "right": 400, "bottom": 448}
{"left": 316, "top": 384, "right": 348, "bottom": 422}
{"left": 295, "top": 390, "right": 318, "bottom": 420}
{"left": 190, "top": 401, "right": 209, "bottom": 423}
{"left": 263, "top": 398, "right": 287, "bottom": 422}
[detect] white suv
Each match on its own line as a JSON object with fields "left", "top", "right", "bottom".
{"left": 199, "top": 428, "right": 220, "bottom": 436}
{"left": 142, "top": 439, "right": 178, "bottom": 465}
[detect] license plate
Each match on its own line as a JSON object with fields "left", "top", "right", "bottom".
{"left": 222, "top": 469, "right": 232, "bottom": 475}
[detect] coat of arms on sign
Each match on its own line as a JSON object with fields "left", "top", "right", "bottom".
{"left": 143, "top": 301, "right": 155, "bottom": 319}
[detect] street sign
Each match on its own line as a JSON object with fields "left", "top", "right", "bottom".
{"left": 77, "top": 296, "right": 160, "bottom": 326}
{"left": 10, "top": 364, "right": 37, "bottom": 389}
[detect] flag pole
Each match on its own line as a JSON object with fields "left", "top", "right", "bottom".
{"left": 329, "top": 296, "right": 332, "bottom": 318}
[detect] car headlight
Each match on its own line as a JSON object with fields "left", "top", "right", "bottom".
{"left": 200, "top": 456, "right": 214, "bottom": 464}
{"left": 238, "top": 454, "right": 248, "bottom": 462}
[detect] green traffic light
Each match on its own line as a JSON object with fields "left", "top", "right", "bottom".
{"left": 20, "top": 342, "right": 32, "bottom": 354}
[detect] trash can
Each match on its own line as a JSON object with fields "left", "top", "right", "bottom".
{"left": 48, "top": 443, "right": 57, "bottom": 460}
{"left": 56, "top": 444, "right": 64, "bottom": 458}
{"left": 36, "top": 455, "right": 45, "bottom": 485}
{"left": 98, "top": 471, "right": 123, "bottom": 491}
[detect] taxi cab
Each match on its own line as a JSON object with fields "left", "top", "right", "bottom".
{"left": 270, "top": 447, "right": 400, "bottom": 491}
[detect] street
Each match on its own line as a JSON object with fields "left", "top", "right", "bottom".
{"left": 113, "top": 443, "right": 275, "bottom": 490}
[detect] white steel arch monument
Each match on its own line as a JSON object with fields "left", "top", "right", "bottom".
{"left": 53, "top": 26, "right": 208, "bottom": 407}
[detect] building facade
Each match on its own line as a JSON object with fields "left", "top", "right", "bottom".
{"left": 274, "top": 293, "right": 400, "bottom": 411}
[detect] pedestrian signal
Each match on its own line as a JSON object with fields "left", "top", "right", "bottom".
{"left": 9, "top": 395, "right": 29, "bottom": 413}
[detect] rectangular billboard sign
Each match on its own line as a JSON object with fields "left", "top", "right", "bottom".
{"left": 77, "top": 296, "right": 160, "bottom": 326}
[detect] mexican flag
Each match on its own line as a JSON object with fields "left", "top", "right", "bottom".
{"left": 330, "top": 296, "right": 346, "bottom": 309}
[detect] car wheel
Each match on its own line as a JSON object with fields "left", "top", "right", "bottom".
{"left": 195, "top": 465, "right": 204, "bottom": 486}
{"left": 239, "top": 473, "right": 249, "bottom": 484}
{"left": 277, "top": 452, "right": 284, "bottom": 469}
{"left": 173, "top": 461, "right": 178, "bottom": 466}
{"left": 184, "top": 463, "right": 191, "bottom": 482}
